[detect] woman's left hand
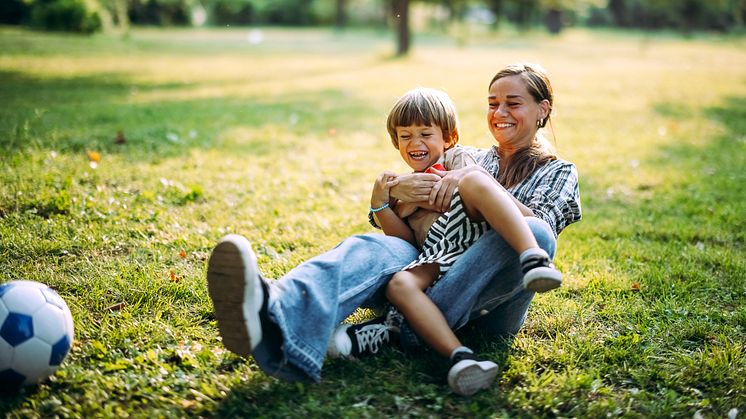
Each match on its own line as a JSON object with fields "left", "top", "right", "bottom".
{"left": 427, "top": 165, "right": 486, "bottom": 212}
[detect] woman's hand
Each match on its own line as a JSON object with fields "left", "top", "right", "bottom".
{"left": 427, "top": 165, "right": 485, "bottom": 212}
{"left": 389, "top": 173, "right": 441, "bottom": 203}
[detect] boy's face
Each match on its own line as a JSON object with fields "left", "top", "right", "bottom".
{"left": 395, "top": 124, "right": 452, "bottom": 172}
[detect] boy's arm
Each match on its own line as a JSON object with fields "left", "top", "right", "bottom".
{"left": 371, "top": 172, "right": 417, "bottom": 246}
{"left": 393, "top": 200, "right": 419, "bottom": 219}
{"left": 374, "top": 205, "right": 417, "bottom": 245}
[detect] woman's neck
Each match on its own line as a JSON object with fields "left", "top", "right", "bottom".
{"left": 497, "top": 145, "right": 519, "bottom": 168}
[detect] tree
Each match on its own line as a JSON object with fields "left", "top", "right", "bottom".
{"left": 392, "top": 0, "right": 409, "bottom": 56}
{"left": 335, "top": 0, "right": 346, "bottom": 29}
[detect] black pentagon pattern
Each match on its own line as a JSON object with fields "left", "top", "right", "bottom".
{"left": 0, "top": 369, "right": 25, "bottom": 391}
{"left": 0, "top": 313, "right": 34, "bottom": 346}
{"left": 50, "top": 335, "right": 71, "bottom": 366}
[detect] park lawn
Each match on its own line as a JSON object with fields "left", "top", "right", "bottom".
{"left": 0, "top": 25, "right": 744, "bottom": 417}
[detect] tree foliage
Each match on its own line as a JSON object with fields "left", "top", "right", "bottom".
{"left": 0, "top": 0, "right": 744, "bottom": 34}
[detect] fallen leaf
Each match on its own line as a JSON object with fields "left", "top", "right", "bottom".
{"left": 170, "top": 270, "right": 180, "bottom": 283}
{"left": 106, "top": 302, "right": 126, "bottom": 311}
{"left": 115, "top": 130, "right": 126, "bottom": 144}
{"left": 179, "top": 249, "right": 187, "bottom": 259}
{"left": 631, "top": 282, "right": 641, "bottom": 292}
{"left": 87, "top": 150, "right": 101, "bottom": 162}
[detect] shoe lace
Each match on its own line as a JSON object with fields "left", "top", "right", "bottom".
{"left": 384, "top": 308, "right": 404, "bottom": 333}
{"left": 353, "top": 324, "right": 390, "bottom": 354}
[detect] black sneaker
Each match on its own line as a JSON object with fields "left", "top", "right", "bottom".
{"left": 521, "top": 248, "right": 563, "bottom": 293}
{"left": 207, "top": 234, "right": 265, "bottom": 357}
{"left": 327, "top": 315, "right": 398, "bottom": 359}
{"left": 447, "top": 351, "right": 499, "bottom": 396}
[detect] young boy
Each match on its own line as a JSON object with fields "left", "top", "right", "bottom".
{"left": 330, "top": 87, "right": 561, "bottom": 396}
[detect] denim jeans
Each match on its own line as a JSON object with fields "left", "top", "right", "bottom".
{"left": 253, "top": 217, "right": 556, "bottom": 382}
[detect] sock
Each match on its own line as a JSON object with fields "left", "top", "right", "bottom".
{"left": 449, "top": 346, "right": 473, "bottom": 361}
{"left": 519, "top": 247, "right": 548, "bottom": 264}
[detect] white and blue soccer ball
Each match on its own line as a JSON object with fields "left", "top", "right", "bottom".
{"left": 0, "top": 280, "right": 74, "bottom": 389}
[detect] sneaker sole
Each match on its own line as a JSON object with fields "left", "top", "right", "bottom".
{"left": 523, "top": 266, "right": 562, "bottom": 293}
{"left": 207, "top": 234, "right": 263, "bottom": 356}
{"left": 448, "top": 360, "right": 499, "bottom": 396}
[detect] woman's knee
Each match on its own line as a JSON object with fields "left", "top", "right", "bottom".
{"left": 526, "top": 217, "right": 556, "bottom": 258}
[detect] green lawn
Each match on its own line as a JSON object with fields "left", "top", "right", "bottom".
{"left": 0, "top": 25, "right": 744, "bottom": 417}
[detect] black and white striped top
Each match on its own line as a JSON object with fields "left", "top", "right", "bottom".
{"left": 402, "top": 188, "right": 488, "bottom": 275}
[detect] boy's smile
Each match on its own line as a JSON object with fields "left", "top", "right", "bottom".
{"left": 396, "top": 124, "right": 451, "bottom": 172}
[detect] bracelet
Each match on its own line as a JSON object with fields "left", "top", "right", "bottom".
{"left": 370, "top": 202, "right": 389, "bottom": 213}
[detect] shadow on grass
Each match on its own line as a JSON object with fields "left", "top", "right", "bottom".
{"left": 0, "top": 70, "right": 379, "bottom": 160}
{"left": 215, "top": 336, "right": 515, "bottom": 418}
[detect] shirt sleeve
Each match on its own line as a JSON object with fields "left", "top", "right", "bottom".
{"left": 444, "top": 146, "right": 478, "bottom": 170}
{"left": 524, "top": 161, "right": 582, "bottom": 237}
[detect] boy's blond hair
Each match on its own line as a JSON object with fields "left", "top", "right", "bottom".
{"left": 386, "top": 87, "right": 460, "bottom": 150}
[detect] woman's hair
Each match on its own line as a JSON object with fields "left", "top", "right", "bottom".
{"left": 386, "top": 87, "right": 460, "bottom": 149}
{"left": 489, "top": 62, "right": 558, "bottom": 188}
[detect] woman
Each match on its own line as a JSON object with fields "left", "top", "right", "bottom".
{"left": 206, "top": 62, "right": 581, "bottom": 384}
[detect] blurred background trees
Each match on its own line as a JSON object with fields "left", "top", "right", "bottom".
{"left": 1, "top": 0, "right": 744, "bottom": 52}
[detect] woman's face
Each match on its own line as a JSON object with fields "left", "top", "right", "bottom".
{"left": 487, "top": 75, "right": 548, "bottom": 151}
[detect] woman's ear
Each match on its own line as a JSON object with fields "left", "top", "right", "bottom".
{"left": 538, "top": 99, "right": 551, "bottom": 121}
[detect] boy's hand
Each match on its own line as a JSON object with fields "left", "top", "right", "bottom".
{"left": 371, "top": 171, "right": 399, "bottom": 208}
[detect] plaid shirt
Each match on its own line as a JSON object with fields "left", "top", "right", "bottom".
{"left": 466, "top": 145, "right": 582, "bottom": 238}
{"left": 369, "top": 145, "right": 582, "bottom": 238}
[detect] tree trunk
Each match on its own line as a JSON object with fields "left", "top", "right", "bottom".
{"left": 393, "top": 0, "right": 410, "bottom": 56}
{"left": 335, "top": 0, "right": 347, "bottom": 29}
{"left": 545, "top": 8, "right": 562, "bottom": 34}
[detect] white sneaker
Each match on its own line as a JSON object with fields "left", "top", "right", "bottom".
{"left": 207, "top": 234, "right": 264, "bottom": 356}
{"left": 327, "top": 316, "right": 397, "bottom": 359}
{"left": 447, "top": 351, "right": 499, "bottom": 396}
{"left": 521, "top": 248, "right": 563, "bottom": 293}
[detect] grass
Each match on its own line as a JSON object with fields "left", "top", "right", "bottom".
{"left": 0, "top": 25, "right": 744, "bottom": 417}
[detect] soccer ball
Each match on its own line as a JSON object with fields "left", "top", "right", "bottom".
{"left": 0, "top": 280, "right": 74, "bottom": 389}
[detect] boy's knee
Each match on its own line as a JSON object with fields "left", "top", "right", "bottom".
{"left": 458, "top": 171, "right": 491, "bottom": 198}
{"left": 526, "top": 217, "right": 556, "bottom": 259}
{"left": 386, "top": 273, "right": 415, "bottom": 301}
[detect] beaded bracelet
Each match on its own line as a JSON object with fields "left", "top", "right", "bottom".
{"left": 370, "top": 202, "right": 390, "bottom": 213}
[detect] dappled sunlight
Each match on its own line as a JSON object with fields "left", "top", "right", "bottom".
{"left": 2, "top": 26, "right": 745, "bottom": 417}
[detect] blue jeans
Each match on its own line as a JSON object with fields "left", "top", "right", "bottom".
{"left": 253, "top": 217, "right": 556, "bottom": 382}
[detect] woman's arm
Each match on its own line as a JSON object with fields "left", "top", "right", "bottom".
{"left": 517, "top": 161, "right": 582, "bottom": 237}
{"left": 388, "top": 173, "right": 441, "bottom": 203}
